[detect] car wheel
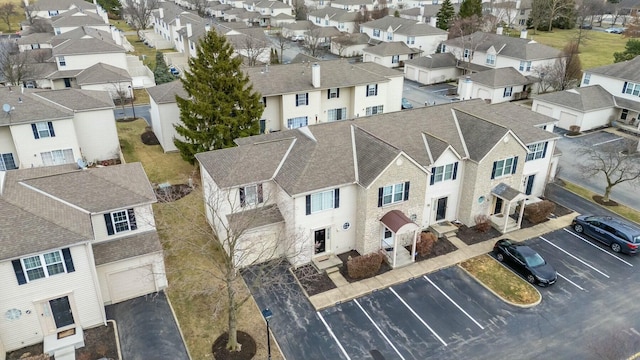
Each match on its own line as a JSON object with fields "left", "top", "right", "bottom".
{"left": 527, "top": 274, "right": 536, "bottom": 284}
{"left": 496, "top": 253, "right": 504, "bottom": 261}
{"left": 573, "top": 224, "right": 583, "bottom": 233}
{"left": 611, "top": 242, "right": 622, "bottom": 253}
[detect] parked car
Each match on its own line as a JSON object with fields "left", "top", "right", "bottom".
{"left": 290, "top": 34, "right": 305, "bottom": 42}
{"left": 572, "top": 215, "right": 640, "bottom": 254}
{"left": 605, "top": 27, "right": 624, "bottom": 34}
{"left": 493, "top": 239, "right": 557, "bottom": 286}
{"left": 169, "top": 66, "right": 180, "bottom": 76}
{"left": 401, "top": 98, "right": 413, "bottom": 109}
{"left": 579, "top": 23, "right": 593, "bottom": 29}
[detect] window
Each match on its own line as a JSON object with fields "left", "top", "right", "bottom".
{"left": 373, "top": 29, "right": 380, "bottom": 37}
{"left": 315, "top": 17, "right": 320, "bottom": 24}
{"left": 295, "top": 93, "right": 308, "bottom": 106}
{"left": 48, "top": 10, "right": 59, "bottom": 16}
{"left": 406, "top": 36, "right": 415, "bottom": 45}
{"left": 392, "top": 55, "right": 399, "bottom": 64}
{"left": 0, "top": 153, "right": 16, "bottom": 170}
{"left": 41, "top": 149, "right": 73, "bottom": 166}
{"left": 366, "top": 105, "right": 383, "bottom": 116}
{"left": 63, "top": 78, "right": 71, "bottom": 88}
{"left": 305, "top": 189, "right": 339, "bottom": 214}
{"left": 104, "top": 209, "right": 137, "bottom": 235}
{"left": 518, "top": 19, "right": 526, "bottom": 26}
{"left": 387, "top": 32, "right": 393, "bottom": 41}
{"left": 58, "top": 56, "right": 66, "bottom": 67}
{"left": 430, "top": 162, "right": 458, "bottom": 184}
{"left": 503, "top": 86, "right": 513, "bottom": 97}
{"left": 520, "top": 9, "right": 525, "bottom": 15}
{"left": 32, "top": 121, "right": 55, "bottom": 139}
{"left": 463, "top": 49, "right": 472, "bottom": 59}
{"left": 339, "top": 22, "right": 344, "bottom": 29}
{"left": 260, "top": 96, "right": 267, "bottom": 107}
{"left": 328, "top": 88, "right": 339, "bottom": 99}
{"left": 486, "top": 54, "right": 496, "bottom": 65}
{"left": 324, "top": 19, "right": 329, "bottom": 25}
{"left": 623, "top": 82, "right": 640, "bottom": 97}
{"left": 440, "top": 44, "right": 446, "bottom": 52}
{"left": 583, "top": 73, "right": 590, "bottom": 85}
{"left": 13, "top": 248, "right": 75, "bottom": 284}
{"left": 621, "top": 109, "right": 629, "bottom": 121}
{"left": 491, "top": 156, "right": 518, "bottom": 179}
{"left": 519, "top": 60, "right": 532, "bottom": 71}
{"left": 378, "top": 182, "right": 410, "bottom": 207}
{"left": 259, "top": 119, "right": 266, "bottom": 134}
{"left": 526, "top": 142, "right": 548, "bottom": 161}
{"left": 31, "top": 43, "right": 40, "bottom": 49}
{"left": 366, "top": 84, "right": 378, "bottom": 97}
{"left": 328, "top": 108, "right": 347, "bottom": 121}
{"left": 287, "top": 116, "right": 308, "bottom": 129}
{"left": 240, "top": 184, "right": 263, "bottom": 206}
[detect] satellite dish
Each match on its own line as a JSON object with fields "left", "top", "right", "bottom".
{"left": 76, "top": 158, "right": 87, "bottom": 169}
{"left": 2, "top": 104, "right": 10, "bottom": 113}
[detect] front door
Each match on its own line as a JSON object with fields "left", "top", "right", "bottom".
{"left": 49, "top": 296, "right": 74, "bottom": 329}
{"left": 525, "top": 174, "right": 535, "bottom": 195}
{"left": 436, "top": 197, "right": 447, "bottom": 221}
{"left": 494, "top": 198, "right": 503, "bottom": 214}
{"left": 314, "top": 229, "right": 326, "bottom": 254}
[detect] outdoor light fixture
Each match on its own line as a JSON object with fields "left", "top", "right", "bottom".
{"left": 262, "top": 308, "right": 273, "bottom": 360}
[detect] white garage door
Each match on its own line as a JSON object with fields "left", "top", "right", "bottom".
{"left": 405, "top": 66, "right": 416, "bottom": 81}
{"left": 536, "top": 104, "right": 553, "bottom": 116}
{"left": 108, "top": 265, "right": 156, "bottom": 303}
{"left": 558, "top": 111, "right": 578, "bottom": 130}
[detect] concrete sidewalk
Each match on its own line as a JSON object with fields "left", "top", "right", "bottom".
{"left": 309, "top": 212, "right": 577, "bottom": 310}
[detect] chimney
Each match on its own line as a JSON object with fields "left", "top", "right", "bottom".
{"left": 520, "top": 29, "right": 528, "bottom": 39}
{"left": 459, "top": 76, "right": 473, "bottom": 100}
{"left": 187, "top": 23, "right": 192, "bottom": 37}
{"left": 159, "top": 7, "right": 164, "bottom": 19}
{"left": 311, "top": 63, "right": 320, "bottom": 88}
{"left": 175, "top": 17, "right": 181, "bottom": 28}
{"left": 205, "top": 23, "right": 211, "bottom": 32}
{"left": 496, "top": 26, "right": 503, "bottom": 35}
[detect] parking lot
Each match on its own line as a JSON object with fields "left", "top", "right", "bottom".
{"left": 313, "top": 227, "right": 640, "bottom": 360}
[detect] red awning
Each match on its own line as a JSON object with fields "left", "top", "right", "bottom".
{"left": 380, "top": 210, "right": 419, "bottom": 234}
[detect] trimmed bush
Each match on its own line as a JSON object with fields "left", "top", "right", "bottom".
{"left": 416, "top": 232, "right": 437, "bottom": 256}
{"left": 347, "top": 252, "right": 383, "bottom": 279}
{"left": 474, "top": 214, "right": 492, "bottom": 232}
{"left": 524, "top": 200, "right": 556, "bottom": 224}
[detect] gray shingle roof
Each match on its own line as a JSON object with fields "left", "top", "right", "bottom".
{"left": 226, "top": 204, "right": 284, "bottom": 230}
{"left": 51, "top": 8, "right": 106, "bottom": 27}
{"left": 443, "top": 31, "right": 563, "bottom": 60}
{"left": 586, "top": 55, "right": 640, "bottom": 83}
{"left": 421, "top": 3, "right": 460, "bottom": 16}
{"left": 466, "top": 67, "right": 532, "bottom": 87}
{"left": 0, "top": 88, "right": 73, "bottom": 126}
{"left": 93, "top": 231, "right": 163, "bottom": 265}
{"left": 147, "top": 80, "right": 189, "bottom": 104}
{"left": 333, "top": 32, "right": 370, "bottom": 46}
{"left": 533, "top": 85, "right": 616, "bottom": 111}
{"left": 283, "top": 20, "right": 313, "bottom": 30}
{"left": 614, "top": 96, "right": 640, "bottom": 112}
{"left": 361, "top": 16, "right": 448, "bottom": 36}
{"left": 32, "top": 0, "right": 97, "bottom": 12}
{"left": 332, "top": 0, "right": 372, "bottom": 5}
{"left": 363, "top": 41, "right": 416, "bottom": 56}
{"left": 52, "top": 37, "right": 124, "bottom": 56}
{"left": 17, "top": 32, "right": 54, "bottom": 45}
{"left": 354, "top": 126, "right": 400, "bottom": 187}
{"left": 32, "top": 88, "right": 115, "bottom": 111}
{"left": 404, "top": 53, "right": 458, "bottom": 69}
{"left": 309, "top": 7, "right": 358, "bottom": 21}
{"left": 75, "top": 62, "right": 131, "bottom": 85}
{"left": 455, "top": 110, "right": 509, "bottom": 162}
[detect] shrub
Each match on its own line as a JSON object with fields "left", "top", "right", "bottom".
{"left": 347, "top": 252, "right": 383, "bottom": 279}
{"left": 474, "top": 214, "right": 491, "bottom": 232}
{"left": 568, "top": 125, "right": 581, "bottom": 136}
{"left": 524, "top": 200, "right": 556, "bottom": 224}
{"left": 416, "top": 232, "right": 437, "bottom": 256}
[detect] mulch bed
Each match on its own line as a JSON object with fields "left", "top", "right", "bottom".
{"left": 141, "top": 130, "right": 160, "bottom": 145}
{"left": 593, "top": 195, "right": 619, "bottom": 207}
{"left": 292, "top": 264, "right": 337, "bottom": 296}
{"left": 155, "top": 184, "right": 194, "bottom": 202}
{"left": 212, "top": 331, "right": 257, "bottom": 360}
{"left": 405, "top": 236, "right": 458, "bottom": 261}
{"left": 338, "top": 250, "right": 391, "bottom": 283}
{"left": 456, "top": 225, "right": 502, "bottom": 246}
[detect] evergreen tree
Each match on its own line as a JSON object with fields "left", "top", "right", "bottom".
{"left": 459, "top": 0, "right": 482, "bottom": 18}
{"left": 614, "top": 39, "right": 640, "bottom": 63}
{"left": 436, "top": 0, "right": 456, "bottom": 30}
{"left": 174, "top": 30, "right": 263, "bottom": 165}
{"left": 153, "top": 52, "right": 175, "bottom": 84}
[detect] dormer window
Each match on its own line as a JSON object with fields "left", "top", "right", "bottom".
{"left": 240, "top": 184, "right": 263, "bottom": 206}
{"left": 104, "top": 209, "right": 138, "bottom": 235}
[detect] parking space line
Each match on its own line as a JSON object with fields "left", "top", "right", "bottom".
{"left": 540, "top": 236, "right": 610, "bottom": 278}
{"left": 353, "top": 299, "right": 406, "bottom": 360}
{"left": 389, "top": 287, "right": 448, "bottom": 347}
{"left": 556, "top": 272, "right": 585, "bottom": 291}
{"left": 563, "top": 228, "right": 634, "bottom": 267}
{"left": 592, "top": 137, "right": 622, "bottom": 147}
{"left": 423, "top": 276, "right": 484, "bottom": 330}
{"left": 316, "top": 312, "right": 351, "bottom": 360}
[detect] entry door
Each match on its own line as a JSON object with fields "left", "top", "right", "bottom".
{"left": 49, "top": 296, "right": 74, "bottom": 329}
{"left": 314, "top": 229, "right": 326, "bottom": 254}
{"left": 525, "top": 175, "right": 535, "bottom": 195}
{"left": 436, "top": 197, "right": 447, "bottom": 221}
{"left": 494, "top": 198, "right": 503, "bottom": 214}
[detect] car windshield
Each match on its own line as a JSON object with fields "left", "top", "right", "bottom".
{"left": 524, "top": 253, "right": 546, "bottom": 267}
{"left": 634, "top": 236, "right": 640, "bottom": 244}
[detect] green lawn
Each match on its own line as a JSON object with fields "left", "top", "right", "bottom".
{"left": 562, "top": 181, "right": 640, "bottom": 223}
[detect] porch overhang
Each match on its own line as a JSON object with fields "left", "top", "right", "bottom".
{"left": 491, "top": 183, "right": 527, "bottom": 234}
{"left": 380, "top": 210, "right": 419, "bottom": 234}
{"left": 380, "top": 210, "right": 419, "bottom": 268}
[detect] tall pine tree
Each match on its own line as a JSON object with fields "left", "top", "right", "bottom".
{"left": 436, "top": 0, "right": 455, "bottom": 30}
{"left": 174, "top": 29, "right": 263, "bottom": 165}
{"left": 458, "top": 0, "right": 482, "bottom": 18}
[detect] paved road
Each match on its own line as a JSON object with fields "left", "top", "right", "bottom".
{"left": 114, "top": 104, "right": 151, "bottom": 125}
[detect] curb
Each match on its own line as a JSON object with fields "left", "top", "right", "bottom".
{"left": 457, "top": 257, "right": 542, "bottom": 309}
{"left": 164, "top": 290, "right": 194, "bottom": 360}
{"left": 106, "top": 319, "right": 123, "bottom": 360}
{"left": 250, "top": 294, "right": 286, "bottom": 360}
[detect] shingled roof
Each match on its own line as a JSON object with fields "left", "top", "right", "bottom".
{"left": 147, "top": 80, "right": 189, "bottom": 104}
{"left": 443, "top": 31, "right": 563, "bottom": 61}
{"left": 404, "top": 53, "right": 458, "bottom": 69}
{"left": 75, "top": 63, "right": 131, "bottom": 85}
{"left": 586, "top": 55, "right": 640, "bottom": 83}
{"left": 533, "top": 85, "right": 616, "bottom": 112}
{"left": 51, "top": 8, "right": 106, "bottom": 27}
{"left": 363, "top": 41, "right": 417, "bottom": 56}
{"left": 466, "top": 67, "right": 532, "bottom": 87}
{"left": 361, "top": 16, "right": 448, "bottom": 36}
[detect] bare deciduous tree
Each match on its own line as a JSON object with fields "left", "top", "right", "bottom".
{"left": 578, "top": 140, "right": 640, "bottom": 202}
{"left": 0, "top": 40, "right": 33, "bottom": 86}
{"left": 27, "top": 18, "right": 54, "bottom": 33}
{"left": 241, "top": 35, "right": 271, "bottom": 66}
{"left": 531, "top": 42, "right": 580, "bottom": 92}
{"left": 490, "top": 0, "right": 518, "bottom": 27}
{"left": 121, "top": 0, "right": 158, "bottom": 33}
{"left": 108, "top": 82, "right": 132, "bottom": 119}
{"left": 273, "top": 32, "right": 290, "bottom": 63}
{"left": 303, "top": 25, "right": 326, "bottom": 57}
{"left": 447, "top": 18, "right": 487, "bottom": 74}
{"left": 0, "top": 3, "right": 18, "bottom": 31}
{"left": 189, "top": 0, "right": 208, "bottom": 17}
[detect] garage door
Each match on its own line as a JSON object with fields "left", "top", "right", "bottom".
{"left": 108, "top": 265, "right": 156, "bottom": 303}
{"left": 558, "top": 111, "right": 578, "bottom": 130}
{"left": 536, "top": 104, "right": 553, "bottom": 116}
{"left": 405, "top": 66, "right": 416, "bottom": 81}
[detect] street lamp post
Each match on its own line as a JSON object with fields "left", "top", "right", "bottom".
{"left": 128, "top": 85, "right": 136, "bottom": 120}
{"left": 261, "top": 308, "right": 273, "bottom": 360}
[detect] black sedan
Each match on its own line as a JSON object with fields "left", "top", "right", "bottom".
{"left": 493, "top": 239, "right": 557, "bottom": 286}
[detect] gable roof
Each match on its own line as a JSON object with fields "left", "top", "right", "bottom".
{"left": 404, "top": 53, "right": 458, "bottom": 69}
{"left": 353, "top": 126, "right": 401, "bottom": 187}
{"left": 51, "top": 8, "right": 106, "bottom": 27}
{"left": 32, "top": 88, "right": 115, "bottom": 111}
{"left": 92, "top": 231, "right": 163, "bottom": 265}
{"left": 466, "top": 67, "right": 532, "bottom": 87}
{"left": 0, "top": 88, "right": 73, "bottom": 126}
{"left": 586, "top": 55, "right": 640, "bottom": 83}
{"left": 361, "top": 16, "right": 448, "bottom": 36}
{"left": 75, "top": 62, "right": 132, "bottom": 85}
{"left": 147, "top": 80, "right": 189, "bottom": 104}
{"left": 443, "top": 31, "right": 563, "bottom": 60}
{"left": 533, "top": 85, "right": 616, "bottom": 112}
{"left": 17, "top": 32, "right": 54, "bottom": 45}
{"left": 32, "top": 0, "right": 97, "bottom": 12}
{"left": 308, "top": 7, "right": 358, "bottom": 21}
{"left": 363, "top": 41, "right": 416, "bottom": 56}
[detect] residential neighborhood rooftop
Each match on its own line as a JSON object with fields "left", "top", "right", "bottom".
{"left": 361, "top": 16, "right": 448, "bottom": 36}
{"left": 533, "top": 85, "right": 616, "bottom": 111}
{"left": 443, "top": 32, "right": 563, "bottom": 60}
{"left": 586, "top": 56, "right": 640, "bottom": 83}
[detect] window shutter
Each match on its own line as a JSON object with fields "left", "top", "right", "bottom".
{"left": 104, "top": 213, "right": 114, "bottom": 235}
{"left": 336, "top": 88, "right": 340, "bottom": 98}
{"left": 305, "top": 195, "right": 311, "bottom": 215}
{"left": 623, "top": 82, "right": 628, "bottom": 93}
{"left": 378, "top": 187, "right": 383, "bottom": 207}
{"left": 491, "top": 161, "right": 497, "bottom": 179}
{"left": 47, "top": 122, "right": 55, "bottom": 137}
{"left": 295, "top": 94, "right": 299, "bottom": 106}
{"left": 334, "top": 188, "right": 340, "bottom": 208}
{"left": 257, "top": 184, "right": 263, "bottom": 203}
{"left": 61, "top": 248, "right": 75, "bottom": 273}
{"left": 542, "top": 142, "right": 549, "bottom": 158}
{"left": 453, "top": 162, "right": 458, "bottom": 180}
{"left": 239, "top": 187, "right": 246, "bottom": 207}
{"left": 127, "top": 208, "right": 137, "bottom": 230}
{"left": 12, "top": 260, "right": 27, "bottom": 285}
{"left": 430, "top": 169, "right": 435, "bottom": 185}
{"left": 327, "top": 89, "right": 331, "bottom": 99}
{"left": 512, "top": 156, "right": 518, "bottom": 174}
{"left": 374, "top": 84, "right": 378, "bottom": 95}
{"left": 305, "top": 93, "right": 309, "bottom": 105}
{"left": 403, "top": 181, "right": 410, "bottom": 201}
{"left": 31, "top": 124, "right": 40, "bottom": 139}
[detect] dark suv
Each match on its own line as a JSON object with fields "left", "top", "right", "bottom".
{"left": 572, "top": 215, "right": 640, "bottom": 254}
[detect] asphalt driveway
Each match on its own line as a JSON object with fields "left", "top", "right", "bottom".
{"left": 105, "top": 291, "right": 189, "bottom": 360}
